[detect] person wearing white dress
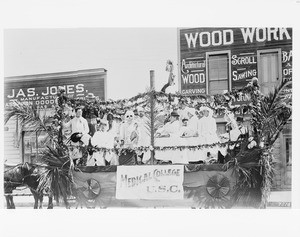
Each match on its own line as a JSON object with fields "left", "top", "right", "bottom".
{"left": 135, "top": 107, "right": 151, "bottom": 164}
{"left": 156, "top": 111, "right": 180, "bottom": 138}
{"left": 180, "top": 109, "right": 202, "bottom": 163}
{"left": 119, "top": 110, "right": 140, "bottom": 148}
{"left": 185, "top": 107, "right": 199, "bottom": 135}
{"left": 178, "top": 102, "right": 189, "bottom": 127}
{"left": 87, "top": 119, "right": 115, "bottom": 166}
{"left": 197, "top": 107, "right": 220, "bottom": 160}
{"left": 224, "top": 110, "right": 240, "bottom": 142}
{"left": 179, "top": 118, "right": 192, "bottom": 137}
{"left": 118, "top": 110, "right": 141, "bottom": 165}
{"left": 155, "top": 111, "right": 186, "bottom": 164}
{"left": 198, "top": 107, "right": 219, "bottom": 144}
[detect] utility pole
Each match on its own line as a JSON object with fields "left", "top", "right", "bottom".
{"left": 150, "top": 70, "right": 155, "bottom": 165}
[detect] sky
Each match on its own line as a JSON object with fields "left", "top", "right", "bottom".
{"left": 4, "top": 28, "right": 178, "bottom": 100}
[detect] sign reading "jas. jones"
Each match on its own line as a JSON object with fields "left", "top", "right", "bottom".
{"left": 116, "top": 165, "right": 184, "bottom": 200}
{"left": 4, "top": 74, "right": 106, "bottom": 108}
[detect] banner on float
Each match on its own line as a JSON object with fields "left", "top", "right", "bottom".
{"left": 116, "top": 165, "right": 184, "bottom": 200}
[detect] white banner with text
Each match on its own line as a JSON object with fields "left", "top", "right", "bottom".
{"left": 116, "top": 165, "right": 184, "bottom": 200}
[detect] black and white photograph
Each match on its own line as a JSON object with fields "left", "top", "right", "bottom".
{"left": 1, "top": 0, "right": 300, "bottom": 237}
{"left": 3, "top": 26, "right": 293, "bottom": 209}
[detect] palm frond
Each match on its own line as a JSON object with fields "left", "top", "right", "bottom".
{"left": 37, "top": 145, "right": 73, "bottom": 202}
{"left": 5, "top": 101, "right": 57, "bottom": 143}
{"left": 249, "top": 79, "right": 292, "bottom": 147}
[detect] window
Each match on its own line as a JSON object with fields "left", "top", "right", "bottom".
{"left": 207, "top": 52, "right": 230, "bottom": 95}
{"left": 22, "top": 130, "right": 48, "bottom": 163}
{"left": 257, "top": 49, "right": 282, "bottom": 95}
{"left": 285, "top": 137, "right": 292, "bottom": 166}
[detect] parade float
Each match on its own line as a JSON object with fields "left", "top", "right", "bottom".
{"left": 4, "top": 73, "right": 292, "bottom": 209}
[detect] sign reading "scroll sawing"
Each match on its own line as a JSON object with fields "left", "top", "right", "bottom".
{"left": 116, "top": 165, "right": 184, "bottom": 200}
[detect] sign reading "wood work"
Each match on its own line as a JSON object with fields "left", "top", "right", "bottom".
{"left": 116, "top": 165, "right": 184, "bottom": 200}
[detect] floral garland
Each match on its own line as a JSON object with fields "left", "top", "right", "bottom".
{"left": 57, "top": 78, "right": 260, "bottom": 119}
{"left": 68, "top": 140, "right": 243, "bottom": 153}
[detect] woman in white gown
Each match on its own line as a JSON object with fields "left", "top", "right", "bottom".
{"left": 180, "top": 108, "right": 203, "bottom": 163}
{"left": 198, "top": 107, "right": 220, "bottom": 160}
{"left": 135, "top": 107, "right": 151, "bottom": 164}
{"left": 87, "top": 119, "right": 115, "bottom": 166}
{"left": 118, "top": 110, "right": 141, "bottom": 165}
{"left": 155, "top": 111, "right": 186, "bottom": 164}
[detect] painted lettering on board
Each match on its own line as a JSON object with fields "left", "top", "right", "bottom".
{"left": 180, "top": 58, "right": 206, "bottom": 95}
{"left": 282, "top": 50, "right": 292, "bottom": 82}
{"left": 5, "top": 83, "right": 88, "bottom": 109}
{"left": 184, "top": 28, "right": 291, "bottom": 49}
{"left": 231, "top": 53, "right": 257, "bottom": 82}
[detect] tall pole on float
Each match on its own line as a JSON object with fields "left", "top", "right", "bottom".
{"left": 150, "top": 70, "right": 155, "bottom": 165}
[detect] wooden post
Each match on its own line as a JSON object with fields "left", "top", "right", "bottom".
{"left": 150, "top": 70, "right": 155, "bottom": 165}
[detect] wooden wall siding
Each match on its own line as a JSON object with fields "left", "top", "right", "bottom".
{"left": 179, "top": 28, "right": 292, "bottom": 96}
{"left": 4, "top": 74, "right": 106, "bottom": 108}
{"left": 4, "top": 70, "right": 107, "bottom": 165}
{"left": 4, "top": 118, "right": 21, "bottom": 165}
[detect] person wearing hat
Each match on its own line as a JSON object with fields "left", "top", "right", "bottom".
{"left": 198, "top": 106, "right": 219, "bottom": 144}
{"left": 86, "top": 92, "right": 96, "bottom": 101}
{"left": 82, "top": 93, "right": 99, "bottom": 136}
{"left": 111, "top": 114, "right": 122, "bottom": 139}
{"left": 178, "top": 102, "right": 188, "bottom": 126}
{"left": 70, "top": 107, "right": 90, "bottom": 135}
{"left": 185, "top": 107, "right": 199, "bottom": 136}
{"left": 69, "top": 107, "right": 90, "bottom": 165}
{"left": 179, "top": 109, "right": 201, "bottom": 164}
{"left": 155, "top": 110, "right": 186, "bottom": 164}
{"left": 119, "top": 110, "right": 140, "bottom": 147}
{"left": 236, "top": 116, "right": 248, "bottom": 141}
{"left": 179, "top": 117, "right": 195, "bottom": 138}
{"left": 156, "top": 111, "right": 180, "bottom": 138}
{"left": 224, "top": 111, "right": 246, "bottom": 142}
{"left": 134, "top": 106, "right": 150, "bottom": 164}
{"left": 87, "top": 119, "right": 115, "bottom": 166}
{"left": 196, "top": 106, "right": 220, "bottom": 161}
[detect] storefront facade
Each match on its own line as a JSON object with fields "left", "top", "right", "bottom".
{"left": 178, "top": 27, "right": 292, "bottom": 190}
{"left": 4, "top": 68, "right": 107, "bottom": 165}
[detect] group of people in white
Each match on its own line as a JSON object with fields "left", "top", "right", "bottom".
{"left": 63, "top": 102, "right": 248, "bottom": 166}
{"left": 64, "top": 106, "right": 150, "bottom": 166}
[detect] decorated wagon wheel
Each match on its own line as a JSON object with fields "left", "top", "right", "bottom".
{"left": 206, "top": 174, "right": 230, "bottom": 199}
{"left": 77, "top": 178, "right": 101, "bottom": 200}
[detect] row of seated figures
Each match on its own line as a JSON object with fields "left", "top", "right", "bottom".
{"left": 67, "top": 107, "right": 246, "bottom": 166}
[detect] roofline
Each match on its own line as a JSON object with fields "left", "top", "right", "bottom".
{"left": 5, "top": 68, "right": 107, "bottom": 81}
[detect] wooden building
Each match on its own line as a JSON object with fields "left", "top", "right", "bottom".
{"left": 178, "top": 27, "right": 292, "bottom": 190}
{"left": 4, "top": 68, "right": 107, "bottom": 165}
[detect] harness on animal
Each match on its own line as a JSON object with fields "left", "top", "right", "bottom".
{"left": 4, "top": 163, "right": 35, "bottom": 187}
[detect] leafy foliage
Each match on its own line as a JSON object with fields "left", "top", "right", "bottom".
{"left": 249, "top": 80, "right": 292, "bottom": 147}
{"left": 4, "top": 78, "right": 292, "bottom": 208}
{"left": 37, "top": 145, "right": 73, "bottom": 203}
{"left": 4, "top": 101, "right": 56, "bottom": 145}
{"left": 5, "top": 91, "right": 74, "bottom": 206}
{"left": 223, "top": 80, "right": 291, "bottom": 207}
